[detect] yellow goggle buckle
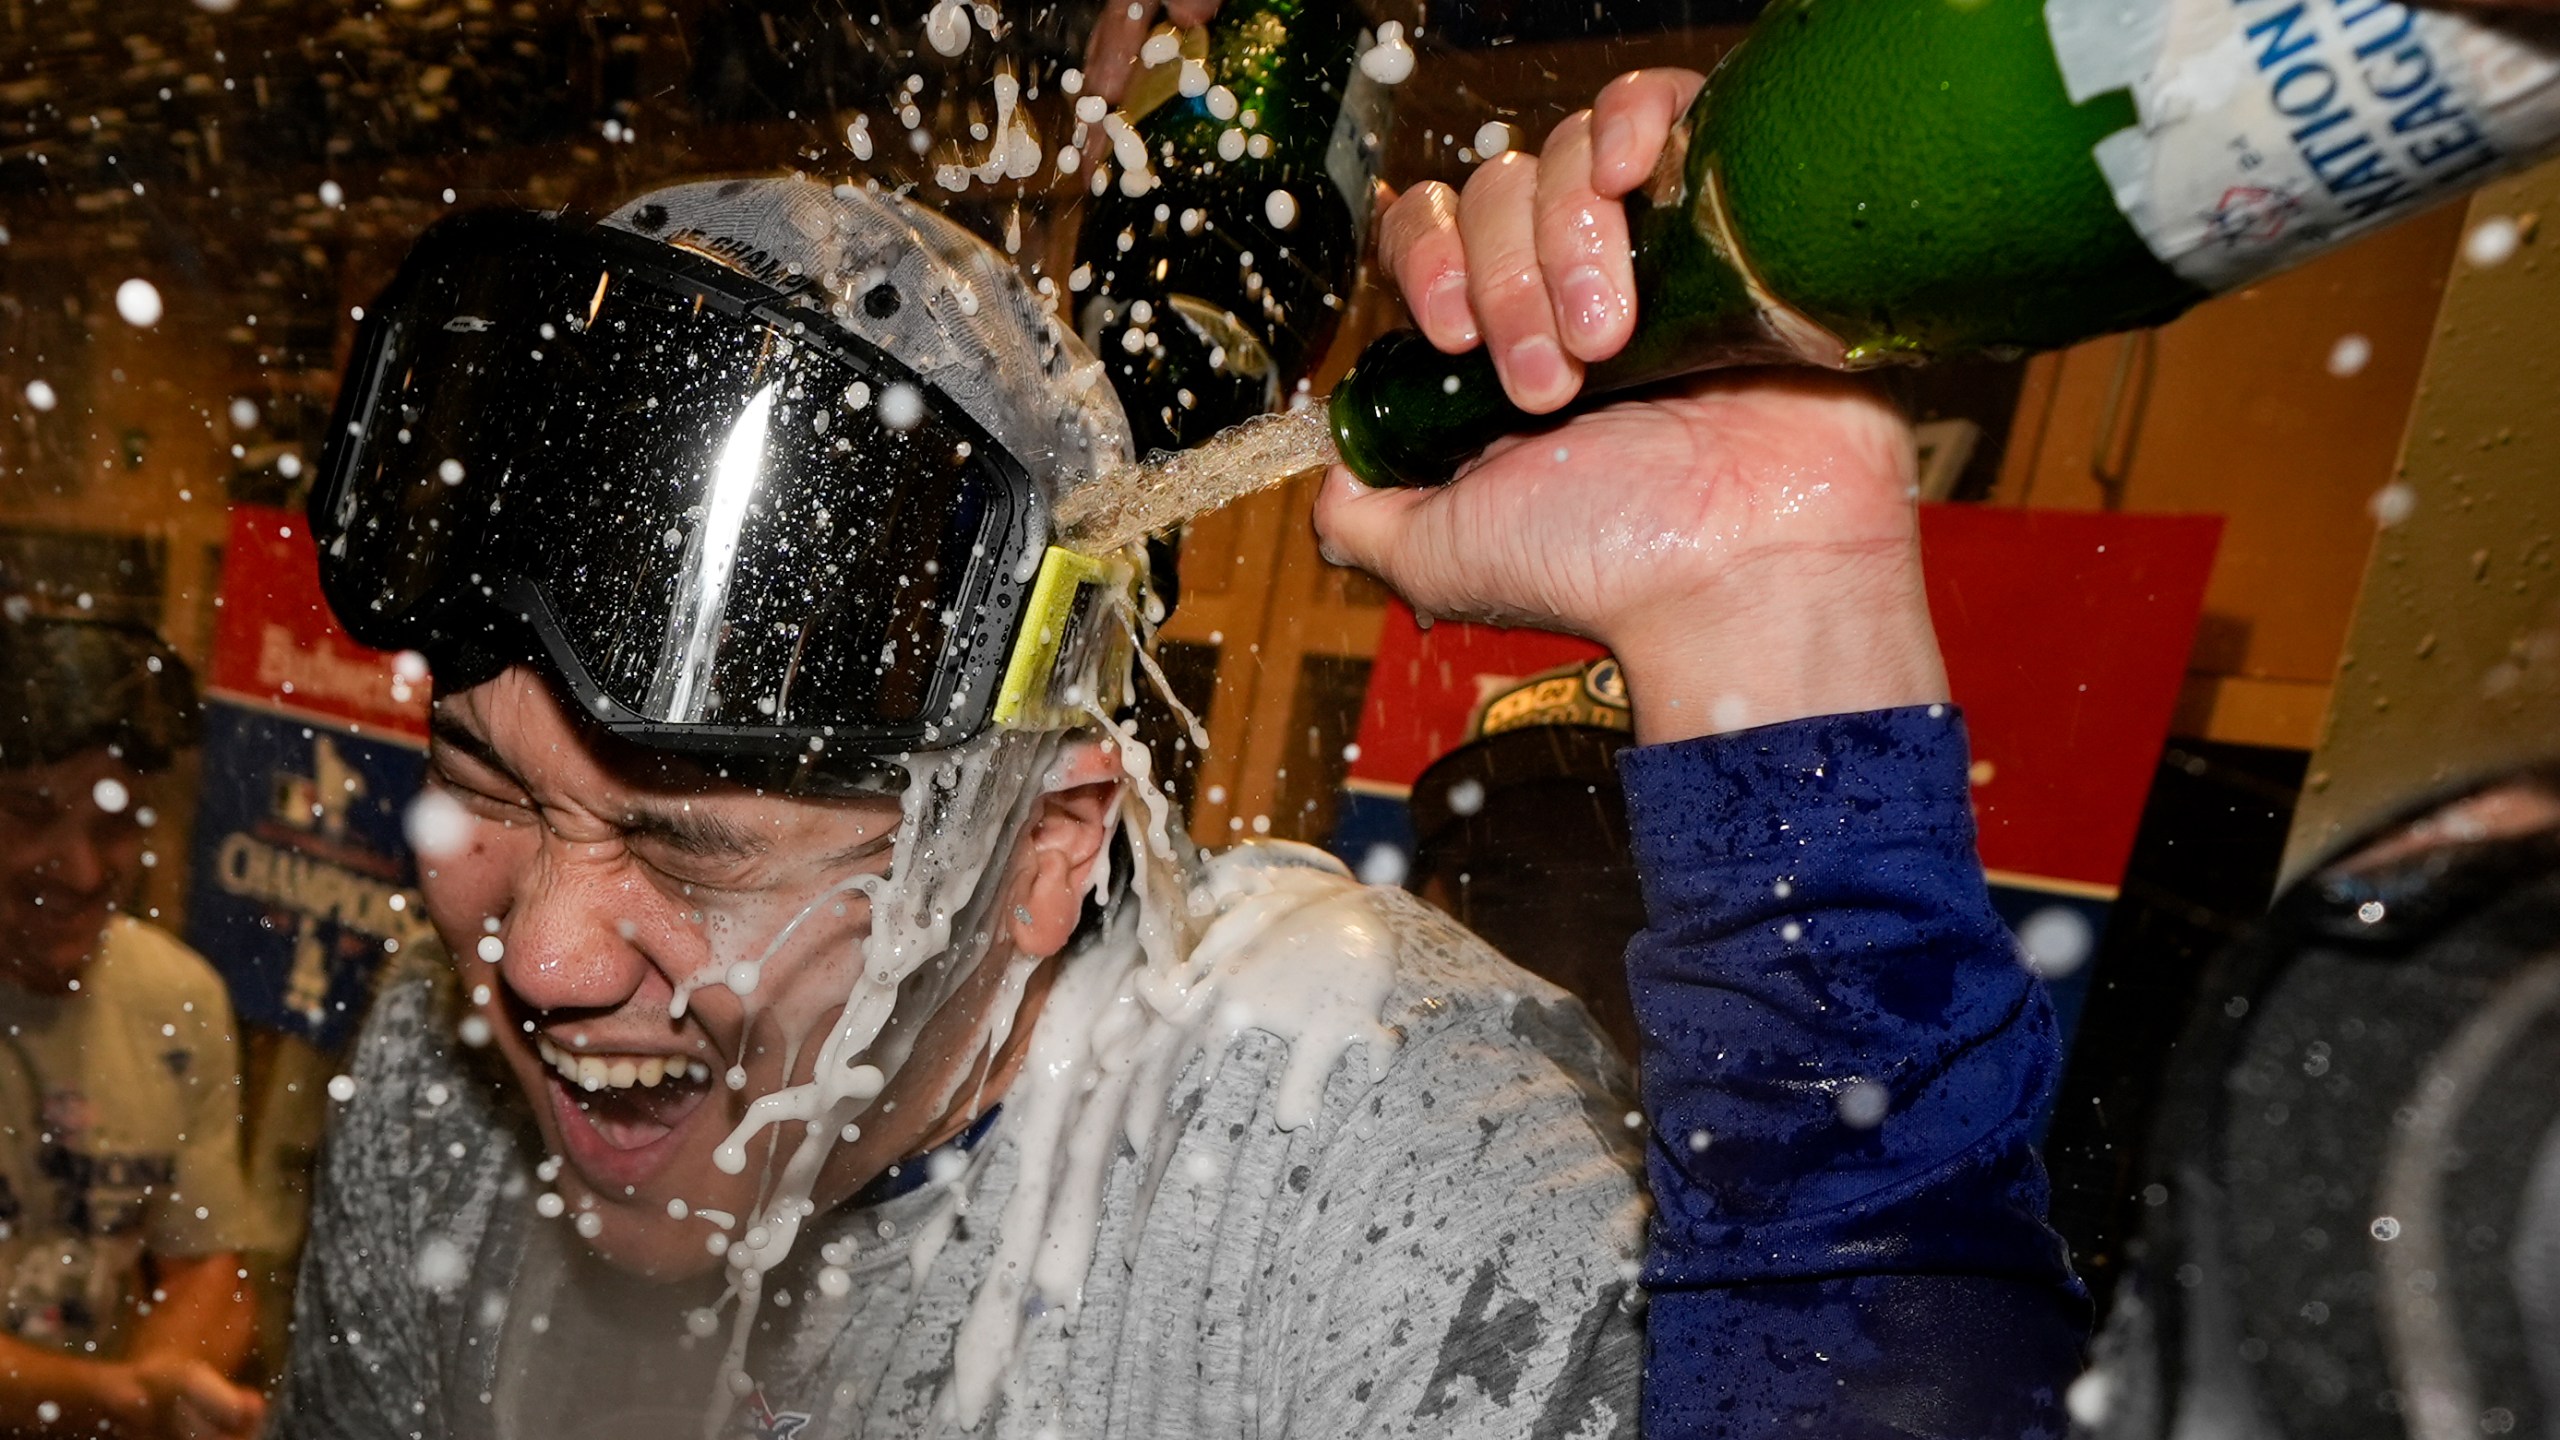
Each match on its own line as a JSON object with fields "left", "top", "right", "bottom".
{"left": 991, "top": 546, "right": 1137, "bottom": 731}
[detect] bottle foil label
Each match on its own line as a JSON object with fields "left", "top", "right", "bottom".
{"left": 2045, "top": 0, "right": 2560, "bottom": 292}
{"left": 1326, "top": 33, "right": 1395, "bottom": 255}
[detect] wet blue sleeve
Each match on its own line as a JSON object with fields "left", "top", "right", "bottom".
{"left": 1618, "top": 706, "right": 2086, "bottom": 1438}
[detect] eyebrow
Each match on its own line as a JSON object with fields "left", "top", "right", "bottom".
{"left": 617, "top": 804, "right": 772, "bottom": 862}
{"left": 429, "top": 711, "right": 511, "bottom": 777}
{"left": 818, "top": 829, "right": 896, "bottom": 870}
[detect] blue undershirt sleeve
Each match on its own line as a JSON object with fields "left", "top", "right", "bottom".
{"left": 1617, "top": 705, "right": 2087, "bottom": 1438}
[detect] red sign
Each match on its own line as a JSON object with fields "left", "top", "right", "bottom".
{"left": 1346, "top": 505, "right": 2222, "bottom": 894}
{"left": 207, "top": 505, "right": 431, "bottom": 743}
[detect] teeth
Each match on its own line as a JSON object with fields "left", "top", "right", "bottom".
{"left": 531, "top": 1035, "right": 709, "bottom": 1091}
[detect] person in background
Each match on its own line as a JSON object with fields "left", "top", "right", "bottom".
{"left": 1406, "top": 657, "right": 1643, "bottom": 1057}
{"left": 0, "top": 607, "right": 265, "bottom": 1440}
{"left": 2081, "top": 768, "right": 2560, "bottom": 1437}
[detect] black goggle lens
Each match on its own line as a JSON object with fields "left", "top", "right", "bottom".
{"left": 314, "top": 211, "right": 1039, "bottom": 751}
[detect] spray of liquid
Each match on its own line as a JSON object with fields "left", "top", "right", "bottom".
{"left": 655, "top": 573, "right": 1402, "bottom": 1435}
{"left": 1054, "top": 406, "right": 1338, "bottom": 554}
{"left": 692, "top": 726, "right": 1065, "bottom": 1434}
{"left": 937, "top": 719, "right": 1401, "bottom": 1429}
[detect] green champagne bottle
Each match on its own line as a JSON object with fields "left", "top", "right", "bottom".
{"left": 1072, "top": 0, "right": 1387, "bottom": 456}
{"left": 1328, "top": 0, "right": 2560, "bottom": 488}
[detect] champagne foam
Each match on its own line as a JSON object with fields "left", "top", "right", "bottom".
{"left": 1055, "top": 407, "right": 1338, "bottom": 553}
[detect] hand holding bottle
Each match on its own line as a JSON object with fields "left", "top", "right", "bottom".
{"left": 1314, "top": 71, "right": 1950, "bottom": 746}
{"left": 1372, "top": 67, "right": 1704, "bottom": 414}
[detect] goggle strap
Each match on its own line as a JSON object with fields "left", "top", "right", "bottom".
{"left": 992, "top": 546, "right": 1136, "bottom": 731}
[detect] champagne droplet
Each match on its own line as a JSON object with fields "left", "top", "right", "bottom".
{"left": 2466, "top": 215, "right": 2522, "bottom": 268}
{"left": 2369, "top": 482, "right": 2417, "bottom": 527}
{"left": 1359, "top": 22, "right": 1416, "bottom": 85}
{"left": 925, "top": 0, "right": 971, "bottom": 56}
{"left": 115, "top": 278, "right": 163, "bottom": 327}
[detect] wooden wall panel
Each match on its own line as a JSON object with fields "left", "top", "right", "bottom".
{"left": 1992, "top": 205, "right": 2467, "bottom": 749}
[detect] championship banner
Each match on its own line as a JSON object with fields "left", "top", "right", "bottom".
{"left": 182, "top": 506, "right": 434, "bottom": 1051}
{"left": 1336, "top": 505, "right": 2223, "bottom": 1054}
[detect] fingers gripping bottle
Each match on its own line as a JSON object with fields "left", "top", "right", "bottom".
{"left": 1328, "top": 0, "right": 2560, "bottom": 488}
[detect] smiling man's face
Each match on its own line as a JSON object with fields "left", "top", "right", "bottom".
{"left": 0, "top": 749, "right": 150, "bottom": 994}
{"left": 418, "top": 666, "right": 1107, "bottom": 1279}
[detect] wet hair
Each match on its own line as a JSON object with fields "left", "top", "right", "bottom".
{"left": 0, "top": 608, "right": 199, "bottom": 774}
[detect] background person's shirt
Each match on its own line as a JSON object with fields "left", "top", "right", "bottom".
{"left": 0, "top": 916, "right": 261, "bottom": 1357}
{"left": 276, "top": 861, "right": 1650, "bottom": 1440}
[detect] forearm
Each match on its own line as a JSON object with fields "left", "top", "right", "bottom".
{"left": 129, "top": 1253, "right": 255, "bottom": 1378}
{"left": 0, "top": 1334, "right": 142, "bottom": 1433}
{"left": 1619, "top": 708, "right": 2084, "bottom": 1434}
{"left": 1609, "top": 536, "right": 1948, "bottom": 749}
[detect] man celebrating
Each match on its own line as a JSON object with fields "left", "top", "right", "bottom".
{"left": 281, "top": 77, "right": 2078, "bottom": 1434}
{"left": 281, "top": 177, "right": 1649, "bottom": 1440}
{"left": 0, "top": 612, "right": 265, "bottom": 1439}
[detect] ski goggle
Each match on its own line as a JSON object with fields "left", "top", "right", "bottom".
{"left": 311, "top": 209, "right": 1130, "bottom": 766}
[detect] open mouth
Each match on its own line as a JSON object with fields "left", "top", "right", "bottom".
{"left": 535, "top": 1034, "right": 719, "bottom": 1180}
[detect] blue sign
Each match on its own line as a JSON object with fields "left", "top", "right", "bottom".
{"left": 181, "top": 700, "right": 431, "bottom": 1051}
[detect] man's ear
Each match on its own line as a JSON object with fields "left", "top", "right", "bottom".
{"left": 1008, "top": 735, "right": 1127, "bottom": 958}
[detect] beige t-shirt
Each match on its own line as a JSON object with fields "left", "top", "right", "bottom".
{"left": 0, "top": 917, "right": 261, "bottom": 1357}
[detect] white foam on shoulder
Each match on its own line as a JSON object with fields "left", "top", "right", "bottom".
{"left": 1190, "top": 852, "right": 1399, "bottom": 1129}
{"left": 940, "top": 841, "right": 1402, "bottom": 1427}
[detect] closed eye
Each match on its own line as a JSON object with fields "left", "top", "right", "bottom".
{"left": 426, "top": 717, "right": 538, "bottom": 824}
{"left": 425, "top": 762, "right": 536, "bottom": 825}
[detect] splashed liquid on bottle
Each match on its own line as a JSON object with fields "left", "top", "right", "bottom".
{"left": 1055, "top": 406, "right": 1338, "bottom": 554}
